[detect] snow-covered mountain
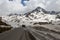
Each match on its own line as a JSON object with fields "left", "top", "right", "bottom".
{"left": 1, "top": 7, "right": 60, "bottom": 28}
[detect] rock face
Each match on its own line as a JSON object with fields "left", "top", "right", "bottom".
{"left": 56, "top": 14, "right": 60, "bottom": 19}
{"left": 0, "top": 17, "right": 9, "bottom": 26}
{"left": 0, "top": 17, "right": 12, "bottom": 33}
{"left": 1, "top": 7, "right": 60, "bottom": 28}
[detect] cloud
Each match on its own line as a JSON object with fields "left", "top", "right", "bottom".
{"left": 32, "top": 0, "right": 60, "bottom": 11}
{"left": 0, "top": 0, "right": 25, "bottom": 16}
{"left": 0, "top": 0, "right": 60, "bottom": 16}
{"left": 44, "top": 0, "right": 60, "bottom": 11}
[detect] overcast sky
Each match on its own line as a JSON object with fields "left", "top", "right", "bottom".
{"left": 0, "top": 0, "right": 60, "bottom": 16}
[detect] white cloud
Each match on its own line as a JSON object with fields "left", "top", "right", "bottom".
{"left": 0, "top": 0, "right": 26, "bottom": 16}
{"left": 21, "top": 0, "right": 60, "bottom": 11}
{"left": 0, "top": 0, "right": 60, "bottom": 16}
{"left": 44, "top": 0, "right": 60, "bottom": 11}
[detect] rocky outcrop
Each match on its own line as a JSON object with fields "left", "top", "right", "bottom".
{"left": 0, "top": 17, "right": 9, "bottom": 26}
{"left": 0, "top": 17, "right": 12, "bottom": 33}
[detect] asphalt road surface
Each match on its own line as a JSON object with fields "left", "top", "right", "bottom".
{"left": 0, "top": 25, "right": 60, "bottom": 40}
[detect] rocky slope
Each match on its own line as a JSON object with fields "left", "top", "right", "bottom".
{"left": 0, "top": 17, "right": 12, "bottom": 33}
{"left": 1, "top": 7, "right": 60, "bottom": 28}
